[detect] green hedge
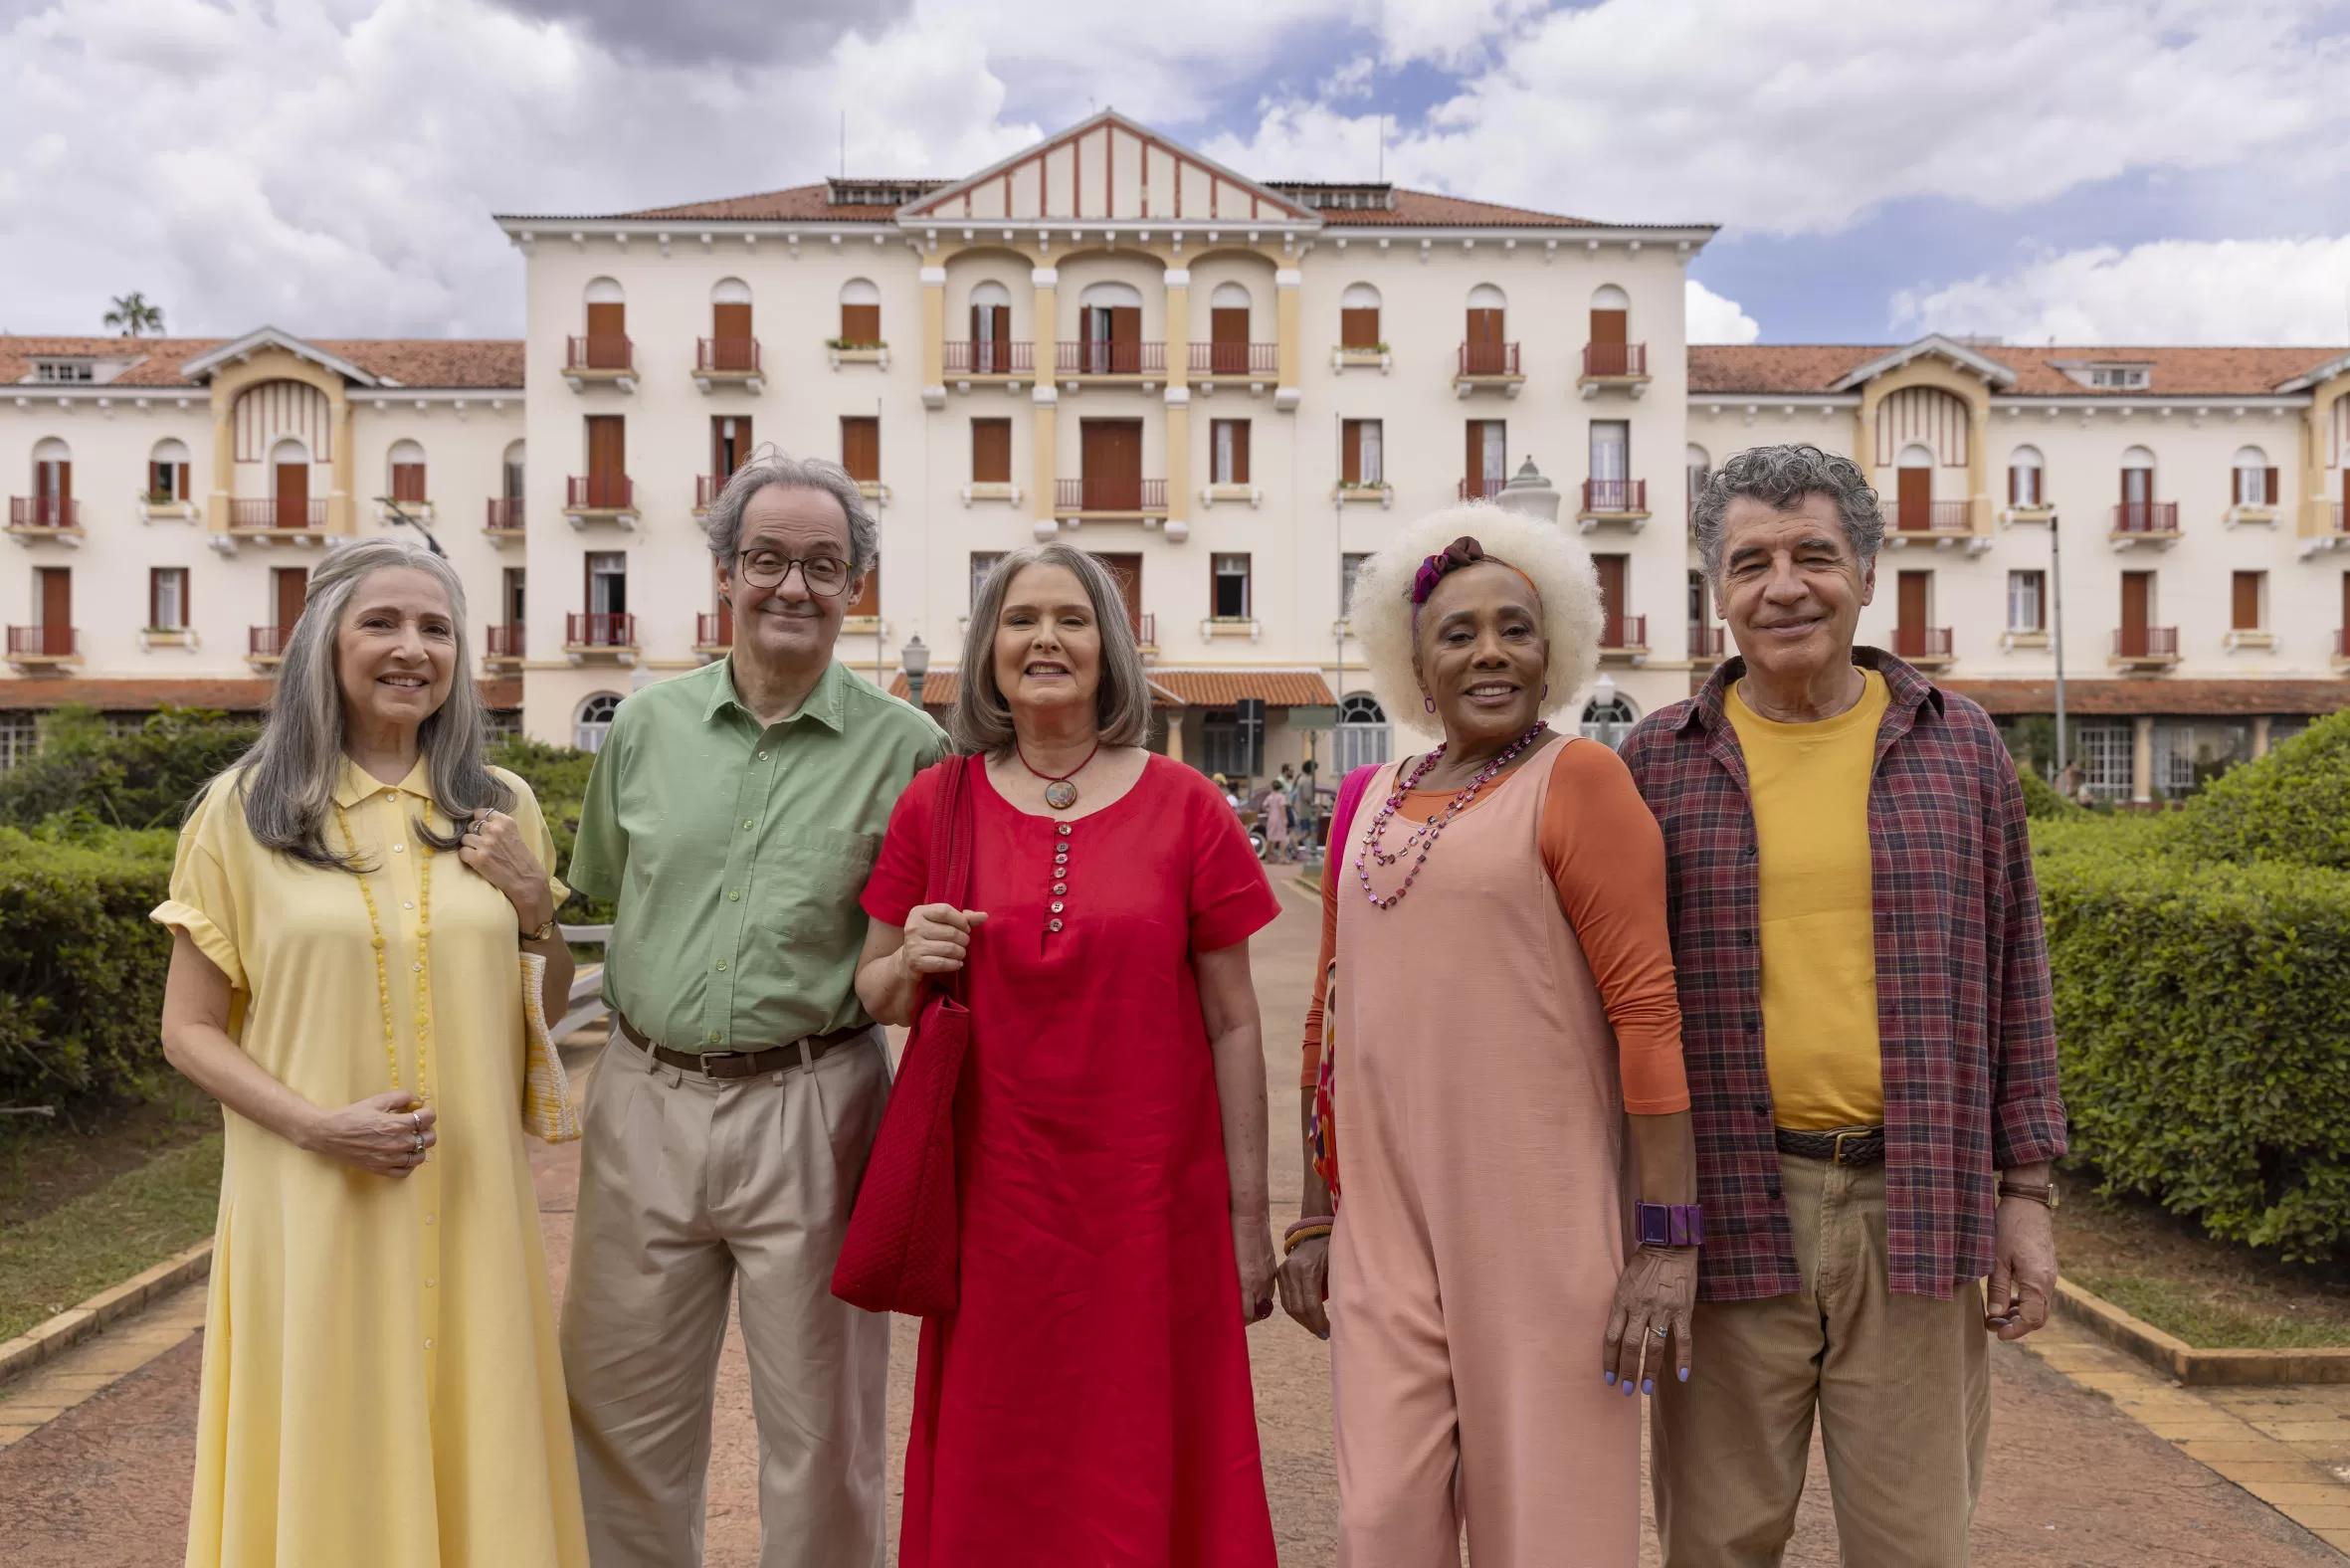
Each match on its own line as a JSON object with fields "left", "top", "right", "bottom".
{"left": 0, "top": 706, "right": 261, "bottom": 832}
{"left": 2036, "top": 810, "right": 2350, "bottom": 1261}
{"left": 0, "top": 826, "right": 178, "bottom": 1111}
{"left": 2164, "top": 709, "right": 2350, "bottom": 873}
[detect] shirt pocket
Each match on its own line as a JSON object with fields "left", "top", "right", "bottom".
{"left": 769, "top": 826, "right": 883, "bottom": 949}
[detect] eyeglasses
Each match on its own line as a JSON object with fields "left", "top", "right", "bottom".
{"left": 736, "top": 550, "right": 852, "bottom": 596}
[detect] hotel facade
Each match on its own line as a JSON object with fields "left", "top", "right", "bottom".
{"left": 5, "top": 110, "right": 2347, "bottom": 802}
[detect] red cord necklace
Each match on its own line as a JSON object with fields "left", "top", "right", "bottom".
{"left": 1017, "top": 739, "right": 1100, "bottom": 811}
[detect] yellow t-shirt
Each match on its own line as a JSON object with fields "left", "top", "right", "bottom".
{"left": 1725, "top": 669, "right": 1890, "bottom": 1130}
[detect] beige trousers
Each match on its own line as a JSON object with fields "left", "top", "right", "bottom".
{"left": 1651, "top": 1153, "right": 1989, "bottom": 1568}
{"left": 560, "top": 1026, "right": 892, "bottom": 1568}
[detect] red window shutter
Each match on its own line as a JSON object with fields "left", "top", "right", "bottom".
{"left": 839, "top": 302, "right": 880, "bottom": 343}
{"left": 971, "top": 420, "right": 1010, "bottom": 484}
{"left": 1340, "top": 307, "right": 1379, "bottom": 349}
{"left": 842, "top": 417, "right": 880, "bottom": 482}
{"left": 2232, "top": 572, "right": 2260, "bottom": 630}
{"left": 1342, "top": 421, "right": 1362, "bottom": 485}
{"left": 148, "top": 568, "right": 159, "bottom": 629}
{"left": 847, "top": 562, "right": 880, "bottom": 618}
{"left": 1231, "top": 422, "right": 1250, "bottom": 485}
{"left": 391, "top": 463, "right": 427, "bottom": 502}
{"left": 2007, "top": 467, "right": 2018, "bottom": 505}
{"left": 712, "top": 300, "right": 751, "bottom": 343}
{"left": 2266, "top": 468, "right": 2279, "bottom": 505}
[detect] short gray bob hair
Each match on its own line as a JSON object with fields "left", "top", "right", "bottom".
{"left": 217, "top": 536, "right": 509, "bottom": 870}
{"left": 952, "top": 544, "right": 1152, "bottom": 756}
{"left": 1692, "top": 443, "right": 1883, "bottom": 587}
{"left": 700, "top": 443, "right": 879, "bottom": 577}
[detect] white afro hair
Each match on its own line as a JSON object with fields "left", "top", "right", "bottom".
{"left": 1349, "top": 501, "right": 1603, "bottom": 724}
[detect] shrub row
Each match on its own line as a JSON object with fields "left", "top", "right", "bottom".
{"left": 0, "top": 826, "right": 179, "bottom": 1111}
{"left": 2035, "top": 806, "right": 2350, "bottom": 1261}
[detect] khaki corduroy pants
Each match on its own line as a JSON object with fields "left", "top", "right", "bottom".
{"left": 560, "top": 1025, "right": 891, "bottom": 1568}
{"left": 1651, "top": 1153, "right": 1990, "bottom": 1567}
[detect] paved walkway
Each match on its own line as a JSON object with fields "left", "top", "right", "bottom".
{"left": 1, "top": 866, "right": 2341, "bottom": 1564}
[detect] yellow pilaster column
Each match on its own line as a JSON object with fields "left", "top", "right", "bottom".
{"left": 208, "top": 400, "right": 234, "bottom": 539}
{"left": 1033, "top": 266, "right": 1059, "bottom": 534}
{"left": 1273, "top": 267, "right": 1303, "bottom": 413}
{"left": 328, "top": 389, "right": 355, "bottom": 535}
{"left": 1165, "top": 714, "right": 1186, "bottom": 763}
{"left": 1163, "top": 268, "right": 1190, "bottom": 390}
{"left": 919, "top": 264, "right": 946, "bottom": 397}
{"left": 2303, "top": 375, "right": 2349, "bottom": 538}
{"left": 1855, "top": 388, "right": 1879, "bottom": 481}
{"left": 1967, "top": 394, "right": 1990, "bottom": 535}
{"left": 1164, "top": 387, "right": 1191, "bottom": 536}
{"left": 2132, "top": 714, "right": 2155, "bottom": 806}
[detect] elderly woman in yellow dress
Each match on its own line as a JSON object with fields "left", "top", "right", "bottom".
{"left": 153, "top": 537, "right": 588, "bottom": 1568}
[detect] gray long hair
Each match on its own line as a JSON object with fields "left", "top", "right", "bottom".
{"left": 222, "top": 536, "right": 509, "bottom": 870}
{"left": 1691, "top": 443, "right": 1884, "bottom": 588}
{"left": 700, "top": 443, "right": 879, "bottom": 577}
{"left": 952, "top": 544, "right": 1152, "bottom": 756}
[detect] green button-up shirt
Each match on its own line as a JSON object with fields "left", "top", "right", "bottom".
{"left": 567, "top": 658, "right": 948, "bottom": 1053}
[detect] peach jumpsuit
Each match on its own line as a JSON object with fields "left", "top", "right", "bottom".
{"left": 1305, "top": 735, "right": 1688, "bottom": 1566}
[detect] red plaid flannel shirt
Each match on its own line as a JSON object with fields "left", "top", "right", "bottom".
{"left": 1620, "top": 647, "right": 2066, "bottom": 1301}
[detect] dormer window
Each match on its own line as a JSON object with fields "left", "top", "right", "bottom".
{"left": 34, "top": 360, "right": 96, "bottom": 384}
{"left": 2087, "top": 365, "right": 2150, "bottom": 390}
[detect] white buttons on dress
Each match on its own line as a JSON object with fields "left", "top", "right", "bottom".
{"left": 1057, "top": 824, "right": 1072, "bottom": 838}
{"left": 423, "top": 1213, "right": 436, "bottom": 1226}
{"left": 424, "top": 1337, "right": 434, "bottom": 1350}
{"left": 391, "top": 843, "right": 406, "bottom": 854}
{"left": 1048, "top": 918, "right": 1065, "bottom": 933}
{"left": 1051, "top": 901, "right": 1066, "bottom": 914}
{"left": 402, "top": 900, "right": 414, "bottom": 910}
{"left": 1053, "top": 882, "right": 1068, "bottom": 895}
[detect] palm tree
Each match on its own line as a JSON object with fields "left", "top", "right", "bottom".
{"left": 102, "top": 294, "right": 165, "bottom": 338}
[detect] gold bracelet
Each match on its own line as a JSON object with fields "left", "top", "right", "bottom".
{"left": 1281, "top": 1223, "right": 1333, "bottom": 1256}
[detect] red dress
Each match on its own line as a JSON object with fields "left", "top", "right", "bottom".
{"left": 861, "top": 755, "right": 1281, "bottom": 1567}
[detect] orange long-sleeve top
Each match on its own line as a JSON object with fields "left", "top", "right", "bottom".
{"left": 1300, "top": 737, "right": 1692, "bottom": 1114}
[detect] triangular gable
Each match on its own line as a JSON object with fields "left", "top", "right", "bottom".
{"left": 180, "top": 327, "right": 382, "bottom": 387}
{"left": 1828, "top": 334, "right": 2017, "bottom": 393}
{"left": 900, "top": 109, "right": 1318, "bottom": 227}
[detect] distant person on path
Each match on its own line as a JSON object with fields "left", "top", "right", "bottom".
{"left": 1277, "top": 512, "right": 1697, "bottom": 1565}
{"left": 1623, "top": 444, "right": 2064, "bottom": 1567}
{"left": 561, "top": 450, "right": 946, "bottom": 1568}
{"left": 153, "top": 537, "right": 587, "bottom": 1566}
{"left": 1262, "top": 774, "right": 1292, "bottom": 861}
{"left": 856, "top": 543, "right": 1282, "bottom": 1567}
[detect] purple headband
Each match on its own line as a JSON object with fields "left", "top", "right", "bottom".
{"left": 1411, "top": 535, "right": 1540, "bottom": 623}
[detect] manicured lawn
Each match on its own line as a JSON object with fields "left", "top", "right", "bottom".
{"left": 0, "top": 1133, "right": 221, "bottom": 1343}
{"left": 2057, "top": 1183, "right": 2350, "bottom": 1351}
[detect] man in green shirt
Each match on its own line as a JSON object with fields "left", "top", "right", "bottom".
{"left": 561, "top": 450, "right": 946, "bottom": 1568}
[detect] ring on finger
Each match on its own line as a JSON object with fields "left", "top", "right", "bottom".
{"left": 1649, "top": 1323, "right": 1669, "bottom": 1339}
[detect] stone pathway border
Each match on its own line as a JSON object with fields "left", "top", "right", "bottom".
{"left": 0, "top": 1240, "right": 212, "bottom": 1389}
{"left": 2056, "top": 1277, "right": 2350, "bottom": 1386}
{"left": 0, "top": 1276, "right": 209, "bottom": 1451}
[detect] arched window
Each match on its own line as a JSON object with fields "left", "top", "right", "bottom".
{"left": 31, "top": 437, "right": 72, "bottom": 527}
{"left": 269, "top": 437, "right": 312, "bottom": 528}
{"left": 1210, "top": 282, "right": 1251, "bottom": 308}
{"left": 1580, "top": 690, "right": 1640, "bottom": 750}
{"left": 147, "top": 438, "right": 190, "bottom": 503}
{"left": 1465, "top": 285, "right": 1508, "bottom": 374}
{"left": 582, "top": 278, "right": 626, "bottom": 369}
{"left": 1685, "top": 443, "right": 1710, "bottom": 521}
{"left": 839, "top": 278, "right": 881, "bottom": 344}
{"left": 2119, "top": 446, "right": 2158, "bottom": 530}
{"left": 387, "top": 439, "right": 427, "bottom": 504}
{"left": 2009, "top": 445, "right": 2045, "bottom": 507}
{"left": 967, "top": 281, "right": 1013, "bottom": 372}
{"left": 2233, "top": 444, "right": 2275, "bottom": 507}
{"left": 1892, "top": 443, "right": 1936, "bottom": 531}
{"left": 501, "top": 440, "right": 525, "bottom": 501}
{"left": 1589, "top": 284, "right": 1632, "bottom": 375}
{"left": 1077, "top": 282, "right": 1144, "bottom": 374}
{"left": 709, "top": 278, "right": 753, "bottom": 366}
{"left": 1340, "top": 283, "right": 1381, "bottom": 349}
{"left": 1335, "top": 691, "right": 1390, "bottom": 773}
{"left": 1208, "top": 282, "right": 1253, "bottom": 372}
{"left": 574, "top": 692, "right": 623, "bottom": 754}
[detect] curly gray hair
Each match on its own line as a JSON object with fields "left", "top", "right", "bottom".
{"left": 700, "top": 444, "right": 879, "bottom": 577}
{"left": 1691, "top": 443, "right": 1883, "bottom": 587}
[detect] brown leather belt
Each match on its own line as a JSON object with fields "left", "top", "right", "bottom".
{"left": 616, "top": 1013, "right": 873, "bottom": 1080}
{"left": 1775, "top": 1126, "right": 1887, "bottom": 1166}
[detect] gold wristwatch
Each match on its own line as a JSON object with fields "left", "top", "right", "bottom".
{"left": 521, "top": 913, "right": 557, "bottom": 943}
{"left": 1996, "top": 1179, "right": 2058, "bottom": 1211}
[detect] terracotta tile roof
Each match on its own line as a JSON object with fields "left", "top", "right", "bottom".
{"left": 1324, "top": 188, "right": 1602, "bottom": 228}
{"left": 0, "top": 335, "right": 522, "bottom": 390}
{"left": 0, "top": 677, "right": 521, "bottom": 710}
{"left": 1940, "top": 679, "right": 2350, "bottom": 717}
{"left": 883, "top": 669, "right": 1334, "bottom": 709}
{"left": 581, "top": 184, "right": 901, "bottom": 224}
{"left": 1688, "top": 343, "right": 2350, "bottom": 398}
{"left": 1150, "top": 670, "right": 1336, "bottom": 706}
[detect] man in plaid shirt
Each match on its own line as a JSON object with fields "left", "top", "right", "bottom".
{"left": 1623, "top": 444, "right": 2065, "bottom": 1566}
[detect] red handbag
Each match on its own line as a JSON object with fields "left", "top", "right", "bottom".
{"left": 832, "top": 754, "right": 976, "bottom": 1317}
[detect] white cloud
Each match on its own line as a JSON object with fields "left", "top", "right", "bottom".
{"left": 1890, "top": 236, "right": 2350, "bottom": 344}
{"left": 1216, "top": 0, "right": 2350, "bottom": 235}
{"left": 1686, "top": 279, "right": 1761, "bottom": 344}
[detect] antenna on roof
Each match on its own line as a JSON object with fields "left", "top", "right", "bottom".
{"left": 1378, "top": 113, "right": 1386, "bottom": 182}
{"left": 839, "top": 110, "right": 846, "bottom": 180}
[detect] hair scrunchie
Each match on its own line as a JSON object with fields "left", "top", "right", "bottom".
{"left": 1411, "top": 535, "right": 1540, "bottom": 622}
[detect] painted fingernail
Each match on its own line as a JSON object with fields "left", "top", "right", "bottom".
{"left": 1642, "top": 1377, "right": 1655, "bottom": 1396}
{"left": 1622, "top": 1381, "right": 1635, "bottom": 1397}
{"left": 1605, "top": 1371, "right": 1616, "bottom": 1386}
{"left": 1678, "top": 1367, "right": 1690, "bottom": 1382}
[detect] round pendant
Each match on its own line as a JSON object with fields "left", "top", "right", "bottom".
{"left": 1044, "top": 779, "right": 1079, "bottom": 810}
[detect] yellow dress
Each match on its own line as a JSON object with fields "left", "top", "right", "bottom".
{"left": 152, "top": 758, "right": 589, "bottom": 1568}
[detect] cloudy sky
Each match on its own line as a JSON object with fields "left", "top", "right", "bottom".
{"left": 4, "top": 0, "right": 2349, "bottom": 347}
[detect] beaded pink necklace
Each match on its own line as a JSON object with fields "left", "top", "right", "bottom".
{"left": 1355, "top": 719, "right": 1550, "bottom": 910}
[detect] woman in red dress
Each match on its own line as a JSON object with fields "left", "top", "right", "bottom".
{"left": 856, "top": 542, "right": 1281, "bottom": 1567}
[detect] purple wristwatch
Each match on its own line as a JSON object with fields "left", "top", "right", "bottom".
{"left": 1635, "top": 1202, "right": 1704, "bottom": 1249}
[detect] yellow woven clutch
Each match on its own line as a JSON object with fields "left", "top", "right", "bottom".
{"left": 519, "top": 951, "right": 583, "bottom": 1143}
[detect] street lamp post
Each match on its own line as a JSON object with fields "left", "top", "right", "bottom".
{"left": 901, "top": 634, "right": 930, "bottom": 711}
{"left": 1493, "top": 457, "right": 1562, "bottom": 525}
{"left": 375, "top": 497, "right": 446, "bottom": 557}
